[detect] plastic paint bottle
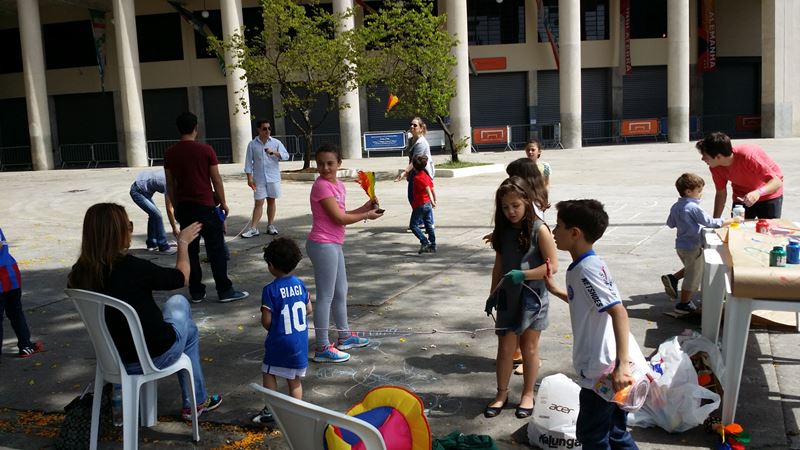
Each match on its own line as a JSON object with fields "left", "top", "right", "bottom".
{"left": 770, "top": 246, "right": 787, "bottom": 267}
{"left": 731, "top": 204, "right": 745, "bottom": 220}
{"left": 786, "top": 241, "right": 800, "bottom": 265}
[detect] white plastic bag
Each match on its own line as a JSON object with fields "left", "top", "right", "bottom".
{"left": 629, "top": 336, "right": 721, "bottom": 432}
{"left": 528, "top": 373, "right": 582, "bottom": 450}
{"left": 678, "top": 330, "right": 725, "bottom": 384}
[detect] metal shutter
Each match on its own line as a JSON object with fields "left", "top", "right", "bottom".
{"left": 202, "top": 86, "right": 230, "bottom": 138}
{"left": 143, "top": 88, "right": 189, "bottom": 140}
{"left": 469, "top": 72, "right": 528, "bottom": 127}
{"left": 703, "top": 58, "right": 760, "bottom": 138}
{"left": 622, "top": 65, "right": 667, "bottom": 118}
{"left": 0, "top": 98, "right": 29, "bottom": 146}
{"left": 537, "top": 70, "right": 560, "bottom": 126}
{"left": 54, "top": 93, "right": 117, "bottom": 144}
{"left": 581, "top": 68, "right": 610, "bottom": 121}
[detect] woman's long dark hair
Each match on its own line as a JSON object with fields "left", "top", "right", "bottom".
{"left": 492, "top": 177, "right": 535, "bottom": 254}
{"left": 67, "top": 203, "right": 130, "bottom": 290}
{"left": 506, "top": 157, "right": 549, "bottom": 213}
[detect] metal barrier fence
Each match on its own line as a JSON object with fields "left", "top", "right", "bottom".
{"left": 60, "top": 142, "right": 119, "bottom": 168}
{"left": 206, "top": 138, "right": 232, "bottom": 163}
{"left": 583, "top": 120, "right": 621, "bottom": 145}
{"left": 146, "top": 140, "right": 180, "bottom": 166}
{"left": 506, "top": 123, "right": 563, "bottom": 150}
{"left": 0, "top": 146, "right": 33, "bottom": 171}
{"left": 271, "top": 135, "right": 302, "bottom": 160}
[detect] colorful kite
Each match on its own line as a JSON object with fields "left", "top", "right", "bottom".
{"left": 386, "top": 93, "right": 399, "bottom": 113}
{"left": 356, "top": 170, "right": 377, "bottom": 201}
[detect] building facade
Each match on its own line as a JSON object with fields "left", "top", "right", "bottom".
{"left": 0, "top": 0, "right": 798, "bottom": 170}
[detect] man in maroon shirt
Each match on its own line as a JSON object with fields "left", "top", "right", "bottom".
{"left": 164, "top": 112, "right": 248, "bottom": 303}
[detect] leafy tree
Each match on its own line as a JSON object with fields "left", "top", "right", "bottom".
{"left": 358, "top": 0, "right": 461, "bottom": 161}
{"left": 211, "top": 0, "right": 361, "bottom": 169}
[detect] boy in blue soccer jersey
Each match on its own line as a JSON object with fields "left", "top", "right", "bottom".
{"left": 252, "top": 237, "right": 312, "bottom": 424}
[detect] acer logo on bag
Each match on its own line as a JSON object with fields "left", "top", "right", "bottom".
{"left": 539, "top": 434, "right": 582, "bottom": 449}
{"left": 548, "top": 403, "right": 574, "bottom": 414}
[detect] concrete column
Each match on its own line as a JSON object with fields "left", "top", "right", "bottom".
{"left": 761, "top": 0, "right": 798, "bottom": 137}
{"left": 187, "top": 86, "right": 206, "bottom": 141}
{"left": 527, "top": 70, "right": 538, "bottom": 124}
{"left": 446, "top": 0, "right": 472, "bottom": 154}
{"left": 17, "top": 0, "right": 54, "bottom": 170}
{"left": 220, "top": 0, "right": 252, "bottom": 163}
{"left": 111, "top": 0, "right": 147, "bottom": 167}
{"left": 271, "top": 84, "right": 286, "bottom": 136}
{"left": 112, "top": 91, "right": 128, "bottom": 165}
{"left": 559, "top": 0, "right": 581, "bottom": 149}
{"left": 667, "top": 0, "right": 690, "bottom": 142}
{"left": 610, "top": 0, "right": 624, "bottom": 123}
{"left": 332, "top": 0, "right": 362, "bottom": 159}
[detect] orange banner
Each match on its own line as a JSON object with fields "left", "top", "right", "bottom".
{"left": 620, "top": 119, "right": 659, "bottom": 137}
{"left": 472, "top": 126, "right": 510, "bottom": 145}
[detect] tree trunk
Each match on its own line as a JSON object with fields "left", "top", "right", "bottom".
{"left": 436, "top": 116, "right": 458, "bottom": 163}
{"left": 302, "top": 133, "right": 313, "bottom": 170}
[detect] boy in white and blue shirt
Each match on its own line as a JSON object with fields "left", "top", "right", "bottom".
{"left": 545, "top": 199, "right": 639, "bottom": 449}
{"left": 661, "top": 173, "right": 740, "bottom": 315}
{"left": 252, "top": 237, "right": 312, "bottom": 424}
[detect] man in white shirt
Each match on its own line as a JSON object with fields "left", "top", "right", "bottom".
{"left": 242, "top": 119, "right": 289, "bottom": 237}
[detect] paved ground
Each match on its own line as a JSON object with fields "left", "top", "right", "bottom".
{"left": 1, "top": 138, "right": 799, "bottom": 449}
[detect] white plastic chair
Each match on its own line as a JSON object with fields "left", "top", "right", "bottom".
{"left": 250, "top": 383, "right": 386, "bottom": 450}
{"left": 65, "top": 288, "right": 200, "bottom": 450}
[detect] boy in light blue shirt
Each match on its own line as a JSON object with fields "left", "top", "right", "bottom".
{"left": 661, "top": 173, "right": 741, "bottom": 315}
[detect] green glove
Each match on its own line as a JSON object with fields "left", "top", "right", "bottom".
{"left": 504, "top": 269, "right": 525, "bottom": 285}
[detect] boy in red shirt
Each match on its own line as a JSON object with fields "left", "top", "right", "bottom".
{"left": 410, "top": 155, "right": 437, "bottom": 254}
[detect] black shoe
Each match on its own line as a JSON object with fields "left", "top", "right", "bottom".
{"left": 661, "top": 274, "right": 678, "bottom": 299}
{"left": 190, "top": 293, "right": 206, "bottom": 304}
{"left": 418, "top": 244, "right": 429, "bottom": 254}
{"left": 483, "top": 398, "right": 508, "bottom": 418}
{"left": 515, "top": 405, "right": 534, "bottom": 418}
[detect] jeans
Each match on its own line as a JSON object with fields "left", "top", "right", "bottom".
{"left": 576, "top": 388, "right": 638, "bottom": 450}
{"left": 0, "top": 288, "right": 32, "bottom": 355}
{"left": 129, "top": 183, "right": 168, "bottom": 250}
{"left": 409, "top": 202, "right": 436, "bottom": 247}
{"left": 124, "top": 295, "right": 208, "bottom": 407}
{"left": 175, "top": 202, "right": 233, "bottom": 299}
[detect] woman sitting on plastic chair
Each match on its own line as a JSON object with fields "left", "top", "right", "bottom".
{"left": 67, "top": 203, "right": 222, "bottom": 420}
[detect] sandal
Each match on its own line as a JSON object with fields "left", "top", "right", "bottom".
{"left": 484, "top": 388, "right": 509, "bottom": 418}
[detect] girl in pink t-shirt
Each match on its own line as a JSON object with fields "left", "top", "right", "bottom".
{"left": 306, "top": 144, "right": 383, "bottom": 363}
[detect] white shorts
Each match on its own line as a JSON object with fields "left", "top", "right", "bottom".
{"left": 255, "top": 181, "right": 281, "bottom": 200}
{"left": 262, "top": 363, "right": 306, "bottom": 380}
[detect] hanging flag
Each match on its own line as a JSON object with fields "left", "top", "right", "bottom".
{"left": 355, "top": 170, "right": 377, "bottom": 201}
{"left": 619, "top": 0, "right": 632, "bottom": 75}
{"left": 386, "top": 93, "right": 399, "bottom": 113}
{"left": 88, "top": 9, "right": 107, "bottom": 93}
{"left": 697, "top": 0, "right": 717, "bottom": 73}
{"left": 536, "top": 0, "right": 560, "bottom": 70}
{"left": 167, "top": 0, "right": 226, "bottom": 75}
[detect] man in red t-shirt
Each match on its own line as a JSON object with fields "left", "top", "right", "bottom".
{"left": 697, "top": 132, "right": 784, "bottom": 219}
{"left": 164, "top": 112, "right": 248, "bottom": 304}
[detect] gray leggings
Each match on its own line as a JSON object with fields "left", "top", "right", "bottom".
{"left": 306, "top": 240, "right": 350, "bottom": 351}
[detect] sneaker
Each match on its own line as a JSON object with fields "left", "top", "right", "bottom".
{"left": 252, "top": 406, "right": 275, "bottom": 424}
{"left": 426, "top": 244, "right": 437, "bottom": 253}
{"left": 313, "top": 344, "right": 351, "bottom": 363}
{"left": 241, "top": 227, "right": 260, "bottom": 238}
{"left": 661, "top": 274, "right": 679, "bottom": 299}
{"left": 18, "top": 341, "right": 43, "bottom": 358}
{"left": 673, "top": 301, "right": 698, "bottom": 316}
{"left": 190, "top": 293, "right": 206, "bottom": 304}
{"left": 266, "top": 224, "right": 279, "bottom": 235}
{"left": 182, "top": 394, "right": 222, "bottom": 420}
{"left": 146, "top": 246, "right": 158, "bottom": 252}
{"left": 219, "top": 290, "right": 249, "bottom": 303}
{"left": 418, "top": 244, "right": 429, "bottom": 254}
{"left": 337, "top": 333, "right": 369, "bottom": 350}
{"left": 157, "top": 245, "right": 177, "bottom": 255}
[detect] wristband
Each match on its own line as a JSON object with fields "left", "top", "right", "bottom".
{"left": 757, "top": 186, "right": 766, "bottom": 196}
